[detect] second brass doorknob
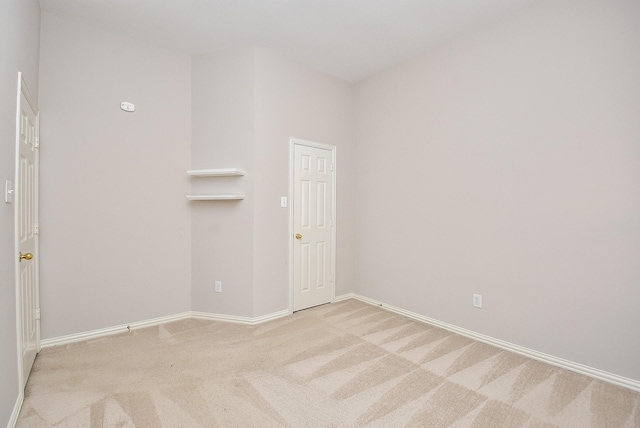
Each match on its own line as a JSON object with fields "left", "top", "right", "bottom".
{"left": 19, "top": 252, "right": 33, "bottom": 262}
{"left": 295, "top": 234, "right": 302, "bottom": 240}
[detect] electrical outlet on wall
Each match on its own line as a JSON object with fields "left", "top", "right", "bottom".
{"left": 473, "top": 294, "right": 483, "bottom": 309}
{"left": 214, "top": 281, "right": 222, "bottom": 293}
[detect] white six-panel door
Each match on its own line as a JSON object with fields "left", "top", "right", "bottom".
{"left": 292, "top": 140, "right": 335, "bottom": 312}
{"left": 16, "top": 73, "right": 40, "bottom": 390}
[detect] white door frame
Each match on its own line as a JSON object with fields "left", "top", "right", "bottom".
{"left": 15, "top": 72, "right": 40, "bottom": 391}
{"left": 288, "top": 137, "right": 337, "bottom": 313}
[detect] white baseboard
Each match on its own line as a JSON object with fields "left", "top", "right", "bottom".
{"left": 191, "top": 309, "right": 290, "bottom": 325}
{"left": 41, "top": 312, "right": 193, "bottom": 348}
{"left": 336, "top": 293, "right": 640, "bottom": 393}
{"left": 7, "top": 391, "right": 23, "bottom": 428}
{"left": 40, "top": 309, "right": 290, "bottom": 348}
{"left": 334, "top": 293, "right": 355, "bottom": 303}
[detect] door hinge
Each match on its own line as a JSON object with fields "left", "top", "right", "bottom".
{"left": 330, "top": 163, "right": 334, "bottom": 172}
{"left": 34, "top": 223, "right": 39, "bottom": 235}
{"left": 35, "top": 137, "right": 40, "bottom": 149}
{"left": 36, "top": 308, "right": 41, "bottom": 320}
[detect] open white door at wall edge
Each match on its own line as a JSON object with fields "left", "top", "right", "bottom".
{"left": 15, "top": 71, "right": 41, "bottom": 391}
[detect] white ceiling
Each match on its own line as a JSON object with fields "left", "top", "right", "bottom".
{"left": 39, "top": 0, "right": 537, "bottom": 83}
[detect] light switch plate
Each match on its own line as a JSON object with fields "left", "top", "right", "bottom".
{"left": 280, "top": 196, "right": 288, "bottom": 208}
{"left": 5, "top": 180, "right": 13, "bottom": 204}
{"left": 473, "top": 294, "right": 483, "bottom": 309}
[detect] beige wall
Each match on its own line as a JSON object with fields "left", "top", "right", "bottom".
{"left": 0, "top": 0, "right": 40, "bottom": 422}
{"left": 354, "top": 0, "right": 640, "bottom": 380}
{"left": 253, "top": 47, "right": 355, "bottom": 315}
{"left": 38, "top": 13, "right": 192, "bottom": 338}
{"left": 190, "top": 48, "right": 255, "bottom": 316}
{"left": 191, "top": 47, "right": 354, "bottom": 317}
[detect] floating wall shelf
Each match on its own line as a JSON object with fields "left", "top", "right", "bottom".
{"left": 187, "top": 168, "right": 246, "bottom": 201}
{"left": 186, "top": 194, "right": 245, "bottom": 201}
{"left": 187, "top": 168, "right": 246, "bottom": 177}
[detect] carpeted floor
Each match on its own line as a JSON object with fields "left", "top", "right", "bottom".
{"left": 16, "top": 299, "right": 640, "bottom": 427}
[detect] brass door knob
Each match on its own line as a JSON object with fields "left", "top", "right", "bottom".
{"left": 295, "top": 234, "right": 303, "bottom": 240}
{"left": 19, "top": 252, "right": 33, "bottom": 262}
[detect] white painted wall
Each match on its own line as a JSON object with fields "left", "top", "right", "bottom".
{"left": 38, "top": 13, "right": 192, "bottom": 339}
{"left": 191, "top": 48, "right": 255, "bottom": 316}
{"left": 354, "top": 0, "right": 640, "bottom": 381}
{"left": 253, "top": 48, "right": 355, "bottom": 315}
{"left": 0, "top": 0, "right": 40, "bottom": 423}
{"left": 191, "top": 47, "right": 354, "bottom": 317}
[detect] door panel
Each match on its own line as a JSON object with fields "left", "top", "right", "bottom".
{"left": 293, "top": 142, "right": 334, "bottom": 311}
{"left": 16, "top": 75, "right": 39, "bottom": 389}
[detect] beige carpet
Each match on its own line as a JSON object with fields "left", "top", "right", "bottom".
{"left": 16, "top": 299, "right": 640, "bottom": 427}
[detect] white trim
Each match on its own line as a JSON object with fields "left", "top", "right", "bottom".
{"left": 290, "top": 137, "right": 336, "bottom": 152}
{"left": 336, "top": 293, "right": 640, "bottom": 393}
{"left": 6, "top": 391, "right": 23, "bottom": 428}
{"left": 288, "top": 140, "right": 295, "bottom": 314}
{"left": 334, "top": 293, "right": 356, "bottom": 302}
{"left": 40, "top": 312, "right": 192, "bottom": 348}
{"left": 34, "top": 111, "right": 40, "bottom": 355}
{"left": 289, "top": 138, "right": 337, "bottom": 313}
{"left": 40, "top": 309, "right": 290, "bottom": 348}
{"left": 191, "top": 309, "right": 289, "bottom": 325}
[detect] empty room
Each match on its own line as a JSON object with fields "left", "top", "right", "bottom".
{"left": 1, "top": 0, "right": 639, "bottom": 426}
